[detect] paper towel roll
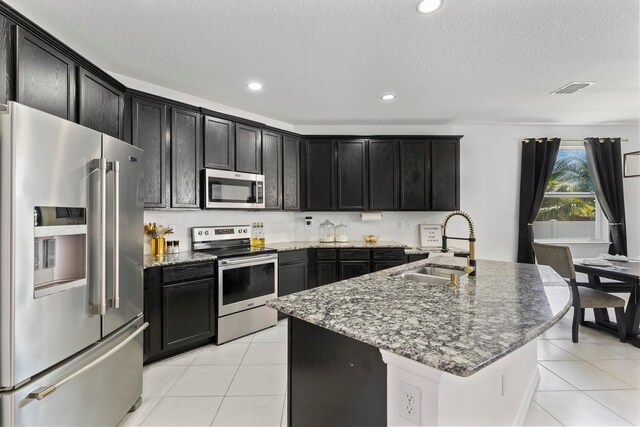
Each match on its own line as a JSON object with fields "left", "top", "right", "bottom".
{"left": 361, "top": 212, "right": 382, "bottom": 222}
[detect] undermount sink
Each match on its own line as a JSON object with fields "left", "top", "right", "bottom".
{"left": 397, "top": 266, "right": 467, "bottom": 285}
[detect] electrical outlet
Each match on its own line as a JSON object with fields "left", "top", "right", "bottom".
{"left": 399, "top": 381, "right": 421, "bottom": 423}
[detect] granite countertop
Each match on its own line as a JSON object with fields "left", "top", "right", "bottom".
{"left": 267, "top": 255, "right": 571, "bottom": 377}
{"left": 143, "top": 251, "right": 217, "bottom": 269}
{"left": 267, "top": 241, "right": 407, "bottom": 251}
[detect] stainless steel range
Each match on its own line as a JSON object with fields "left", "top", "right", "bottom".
{"left": 192, "top": 225, "right": 278, "bottom": 344}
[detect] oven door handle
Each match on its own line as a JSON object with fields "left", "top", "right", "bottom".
{"left": 218, "top": 254, "right": 278, "bottom": 267}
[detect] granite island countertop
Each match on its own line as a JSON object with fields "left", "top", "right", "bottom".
{"left": 267, "top": 255, "right": 571, "bottom": 377}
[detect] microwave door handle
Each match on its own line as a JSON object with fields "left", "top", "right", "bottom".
{"left": 109, "top": 160, "right": 120, "bottom": 309}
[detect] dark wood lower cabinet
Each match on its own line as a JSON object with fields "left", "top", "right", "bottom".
{"left": 339, "top": 260, "right": 371, "bottom": 280}
{"left": 161, "top": 278, "right": 215, "bottom": 351}
{"left": 372, "top": 261, "right": 404, "bottom": 271}
{"left": 289, "top": 317, "right": 386, "bottom": 426}
{"left": 316, "top": 261, "right": 337, "bottom": 287}
{"left": 406, "top": 253, "right": 429, "bottom": 263}
{"left": 278, "top": 250, "right": 308, "bottom": 319}
{"left": 144, "top": 262, "right": 215, "bottom": 364}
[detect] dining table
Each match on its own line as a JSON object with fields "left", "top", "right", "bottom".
{"left": 574, "top": 259, "right": 640, "bottom": 348}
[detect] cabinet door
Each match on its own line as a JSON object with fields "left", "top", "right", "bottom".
{"left": 305, "top": 139, "right": 336, "bottom": 211}
{"left": 407, "top": 253, "right": 429, "bottom": 263}
{"left": 316, "top": 260, "right": 337, "bottom": 287}
{"left": 339, "top": 261, "right": 371, "bottom": 280}
{"left": 0, "top": 15, "right": 13, "bottom": 104}
{"left": 235, "top": 123, "right": 262, "bottom": 174}
{"left": 16, "top": 27, "right": 76, "bottom": 121}
{"left": 132, "top": 97, "right": 168, "bottom": 208}
{"left": 431, "top": 139, "right": 460, "bottom": 211}
{"left": 282, "top": 135, "right": 301, "bottom": 210}
{"left": 262, "top": 130, "right": 283, "bottom": 209}
{"left": 372, "top": 261, "right": 404, "bottom": 272}
{"left": 369, "top": 139, "right": 399, "bottom": 210}
{"left": 143, "top": 267, "right": 162, "bottom": 362}
{"left": 337, "top": 139, "right": 367, "bottom": 210}
{"left": 78, "top": 68, "right": 124, "bottom": 138}
{"left": 400, "top": 140, "right": 431, "bottom": 210}
{"left": 161, "top": 278, "right": 215, "bottom": 351}
{"left": 203, "top": 115, "right": 235, "bottom": 170}
{"left": 279, "top": 261, "right": 308, "bottom": 296}
{"left": 171, "top": 108, "right": 202, "bottom": 208}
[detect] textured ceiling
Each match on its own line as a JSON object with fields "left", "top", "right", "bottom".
{"left": 6, "top": 0, "right": 639, "bottom": 126}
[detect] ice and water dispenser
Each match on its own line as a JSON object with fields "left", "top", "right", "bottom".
{"left": 33, "top": 206, "right": 87, "bottom": 298}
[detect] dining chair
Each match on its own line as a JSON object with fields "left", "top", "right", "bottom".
{"left": 531, "top": 242, "right": 626, "bottom": 343}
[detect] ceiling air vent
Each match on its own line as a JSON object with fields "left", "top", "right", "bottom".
{"left": 551, "top": 82, "right": 594, "bottom": 95}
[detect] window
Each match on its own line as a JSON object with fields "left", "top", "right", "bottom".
{"left": 534, "top": 147, "right": 606, "bottom": 241}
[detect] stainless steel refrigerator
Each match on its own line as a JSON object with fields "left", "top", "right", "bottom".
{"left": 0, "top": 102, "right": 146, "bottom": 426}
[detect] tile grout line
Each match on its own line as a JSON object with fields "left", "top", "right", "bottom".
{"left": 209, "top": 341, "right": 252, "bottom": 426}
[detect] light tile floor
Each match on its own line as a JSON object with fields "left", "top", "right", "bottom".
{"left": 121, "top": 309, "right": 639, "bottom": 426}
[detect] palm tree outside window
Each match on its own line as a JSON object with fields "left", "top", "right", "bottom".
{"left": 534, "top": 147, "right": 607, "bottom": 240}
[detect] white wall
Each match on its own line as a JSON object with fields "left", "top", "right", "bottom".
{"left": 122, "top": 73, "right": 639, "bottom": 261}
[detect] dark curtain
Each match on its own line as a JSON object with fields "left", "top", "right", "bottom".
{"left": 584, "top": 137, "right": 627, "bottom": 255}
{"left": 517, "top": 138, "right": 561, "bottom": 263}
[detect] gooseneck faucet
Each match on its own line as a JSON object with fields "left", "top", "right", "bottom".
{"left": 441, "top": 210, "right": 476, "bottom": 276}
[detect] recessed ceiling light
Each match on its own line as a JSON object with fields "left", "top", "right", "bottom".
{"left": 417, "top": 0, "right": 443, "bottom": 14}
{"left": 247, "top": 82, "right": 263, "bottom": 91}
{"left": 381, "top": 94, "right": 396, "bottom": 101}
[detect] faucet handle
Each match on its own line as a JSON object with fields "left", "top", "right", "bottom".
{"left": 463, "top": 256, "right": 474, "bottom": 274}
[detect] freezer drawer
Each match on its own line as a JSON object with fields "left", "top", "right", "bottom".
{"left": 0, "top": 316, "right": 145, "bottom": 427}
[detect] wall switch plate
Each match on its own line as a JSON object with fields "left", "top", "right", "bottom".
{"left": 399, "top": 381, "right": 421, "bottom": 424}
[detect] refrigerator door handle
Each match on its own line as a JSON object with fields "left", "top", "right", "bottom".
{"left": 108, "top": 160, "right": 120, "bottom": 309}
{"left": 27, "top": 322, "right": 148, "bottom": 400}
{"left": 93, "top": 157, "right": 108, "bottom": 315}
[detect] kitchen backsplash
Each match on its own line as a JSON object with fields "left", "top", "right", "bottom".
{"left": 143, "top": 210, "right": 471, "bottom": 254}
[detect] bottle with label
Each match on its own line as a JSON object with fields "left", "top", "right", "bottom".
{"left": 258, "top": 222, "right": 265, "bottom": 246}
{"left": 251, "top": 222, "right": 258, "bottom": 247}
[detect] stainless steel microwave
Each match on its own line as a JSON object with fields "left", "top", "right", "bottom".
{"left": 202, "top": 169, "right": 265, "bottom": 209}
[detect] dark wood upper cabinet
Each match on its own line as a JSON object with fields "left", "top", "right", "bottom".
{"left": 305, "top": 139, "right": 336, "bottom": 211}
{"left": 400, "top": 140, "right": 431, "bottom": 210}
{"left": 368, "top": 139, "right": 399, "bottom": 210}
{"left": 235, "top": 123, "right": 262, "bottom": 174}
{"left": 170, "top": 107, "right": 202, "bottom": 208}
{"left": 203, "top": 115, "right": 235, "bottom": 170}
{"left": 431, "top": 139, "right": 460, "bottom": 211}
{"left": 282, "top": 135, "right": 301, "bottom": 211}
{"left": 262, "top": 130, "right": 283, "bottom": 209}
{"left": 0, "top": 15, "right": 13, "bottom": 105}
{"left": 131, "top": 97, "right": 169, "bottom": 208}
{"left": 78, "top": 68, "right": 124, "bottom": 138}
{"left": 337, "top": 139, "right": 368, "bottom": 210}
{"left": 15, "top": 27, "right": 76, "bottom": 121}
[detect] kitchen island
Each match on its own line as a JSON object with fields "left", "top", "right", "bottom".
{"left": 267, "top": 256, "right": 571, "bottom": 426}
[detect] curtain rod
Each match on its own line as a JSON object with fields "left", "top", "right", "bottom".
{"left": 521, "top": 138, "right": 630, "bottom": 146}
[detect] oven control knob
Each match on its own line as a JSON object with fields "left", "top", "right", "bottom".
{"left": 242, "top": 228, "right": 247, "bottom": 233}
{"left": 205, "top": 231, "right": 209, "bottom": 235}
{"left": 198, "top": 231, "right": 202, "bottom": 235}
